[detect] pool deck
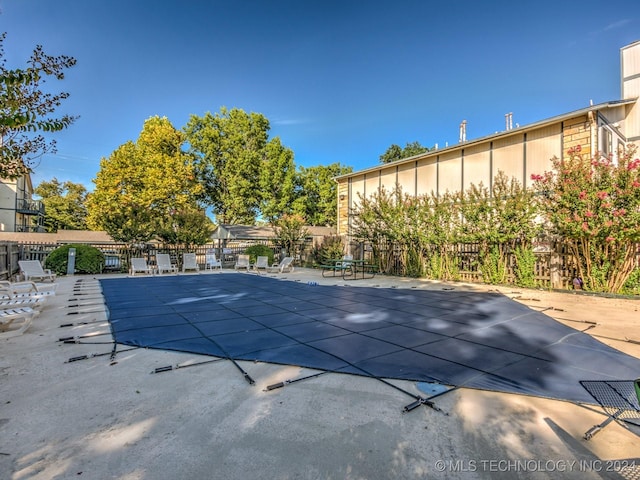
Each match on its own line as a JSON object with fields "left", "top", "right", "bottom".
{"left": 1, "top": 268, "right": 639, "bottom": 479}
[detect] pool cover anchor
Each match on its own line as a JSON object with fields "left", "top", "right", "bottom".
{"left": 65, "top": 346, "right": 138, "bottom": 364}
{"left": 151, "top": 357, "right": 227, "bottom": 374}
{"left": 264, "top": 370, "right": 330, "bottom": 391}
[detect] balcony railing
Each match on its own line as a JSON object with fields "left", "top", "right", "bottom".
{"left": 15, "top": 224, "right": 47, "bottom": 233}
{"left": 16, "top": 198, "right": 45, "bottom": 215}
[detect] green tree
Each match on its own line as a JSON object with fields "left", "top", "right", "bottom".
{"left": 34, "top": 178, "right": 87, "bottom": 232}
{"left": 86, "top": 116, "right": 203, "bottom": 244}
{"left": 379, "top": 141, "right": 429, "bottom": 164}
{"left": 533, "top": 145, "right": 640, "bottom": 292}
{"left": 272, "top": 213, "right": 309, "bottom": 261}
{"left": 0, "top": 33, "right": 77, "bottom": 178}
{"left": 185, "top": 107, "right": 282, "bottom": 224}
{"left": 292, "top": 163, "right": 352, "bottom": 226}
{"left": 156, "top": 208, "right": 215, "bottom": 249}
{"left": 259, "top": 137, "right": 296, "bottom": 222}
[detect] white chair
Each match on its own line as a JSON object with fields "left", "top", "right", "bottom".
{"left": 267, "top": 257, "right": 294, "bottom": 273}
{"left": 130, "top": 258, "right": 154, "bottom": 275}
{"left": 0, "top": 296, "right": 48, "bottom": 311}
{"left": 156, "top": 253, "right": 178, "bottom": 274}
{"left": 234, "top": 254, "right": 251, "bottom": 271}
{"left": 253, "top": 256, "right": 269, "bottom": 274}
{"left": 182, "top": 253, "right": 200, "bottom": 273}
{"left": 205, "top": 252, "right": 222, "bottom": 271}
{"left": 0, "top": 280, "right": 57, "bottom": 295}
{"left": 0, "top": 307, "right": 37, "bottom": 338}
{"left": 18, "top": 260, "right": 56, "bottom": 282}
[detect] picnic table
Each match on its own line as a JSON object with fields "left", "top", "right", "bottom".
{"left": 320, "top": 259, "right": 377, "bottom": 280}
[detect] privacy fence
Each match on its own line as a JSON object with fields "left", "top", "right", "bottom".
{"left": 349, "top": 238, "right": 640, "bottom": 292}
{"left": 2, "top": 238, "right": 638, "bottom": 293}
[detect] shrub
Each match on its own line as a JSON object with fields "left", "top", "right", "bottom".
{"left": 311, "top": 235, "right": 344, "bottom": 265}
{"left": 244, "top": 244, "right": 274, "bottom": 265}
{"left": 44, "top": 244, "right": 105, "bottom": 275}
{"left": 513, "top": 245, "right": 537, "bottom": 288}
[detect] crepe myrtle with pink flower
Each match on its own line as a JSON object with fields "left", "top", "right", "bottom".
{"left": 532, "top": 145, "right": 640, "bottom": 293}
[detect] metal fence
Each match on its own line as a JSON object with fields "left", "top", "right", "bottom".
{"left": 15, "top": 240, "right": 285, "bottom": 274}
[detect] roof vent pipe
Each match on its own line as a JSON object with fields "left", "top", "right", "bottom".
{"left": 505, "top": 112, "right": 513, "bottom": 130}
{"left": 459, "top": 120, "right": 467, "bottom": 142}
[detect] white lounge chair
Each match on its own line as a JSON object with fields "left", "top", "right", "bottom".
{"left": 182, "top": 253, "right": 200, "bottom": 273}
{"left": 0, "top": 280, "right": 57, "bottom": 295}
{"left": 0, "top": 296, "right": 48, "bottom": 311}
{"left": 267, "top": 257, "right": 294, "bottom": 273}
{"left": 18, "top": 260, "right": 56, "bottom": 282}
{"left": 156, "top": 253, "right": 178, "bottom": 274}
{"left": 0, "top": 307, "right": 37, "bottom": 338}
{"left": 205, "top": 252, "right": 222, "bottom": 271}
{"left": 234, "top": 254, "right": 251, "bottom": 271}
{"left": 253, "top": 256, "right": 269, "bottom": 274}
{"left": 130, "top": 258, "right": 154, "bottom": 275}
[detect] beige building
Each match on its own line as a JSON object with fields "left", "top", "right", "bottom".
{"left": 336, "top": 40, "right": 640, "bottom": 237}
{"left": 0, "top": 172, "right": 45, "bottom": 233}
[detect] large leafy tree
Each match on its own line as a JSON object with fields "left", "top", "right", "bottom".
{"left": 259, "top": 136, "right": 296, "bottom": 222}
{"left": 86, "top": 116, "right": 203, "bottom": 244}
{"left": 379, "top": 141, "right": 429, "bottom": 164}
{"left": 185, "top": 107, "right": 283, "bottom": 224}
{"left": 0, "top": 33, "right": 77, "bottom": 178}
{"left": 34, "top": 178, "right": 87, "bottom": 232}
{"left": 293, "top": 163, "right": 352, "bottom": 226}
{"left": 156, "top": 208, "right": 216, "bottom": 249}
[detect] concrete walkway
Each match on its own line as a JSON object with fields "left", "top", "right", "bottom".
{"left": 1, "top": 269, "right": 639, "bottom": 480}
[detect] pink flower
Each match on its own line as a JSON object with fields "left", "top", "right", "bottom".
{"left": 606, "top": 236, "right": 615, "bottom": 242}
{"left": 605, "top": 221, "right": 613, "bottom": 227}
{"left": 596, "top": 191, "right": 608, "bottom": 200}
{"left": 585, "top": 210, "right": 594, "bottom": 218}
{"left": 578, "top": 191, "right": 587, "bottom": 200}
{"left": 633, "top": 181, "right": 640, "bottom": 188}
{"left": 530, "top": 174, "right": 543, "bottom": 181}
{"left": 582, "top": 222, "right": 589, "bottom": 231}
{"left": 575, "top": 145, "right": 582, "bottom": 153}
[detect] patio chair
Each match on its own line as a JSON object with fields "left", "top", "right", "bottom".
{"left": 0, "top": 307, "right": 37, "bottom": 338}
{"left": 18, "top": 260, "right": 57, "bottom": 282}
{"left": 267, "top": 256, "right": 294, "bottom": 273}
{"left": 253, "top": 256, "right": 269, "bottom": 274}
{"left": 205, "top": 252, "right": 222, "bottom": 271}
{"left": 156, "top": 253, "right": 178, "bottom": 274}
{"left": 234, "top": 254, "right": 251, "bottom": 271}
{"left": 182, "top": 253, "right": 200, "bottom": 273}
{"left": 0, "top": 280, "right": 57, "bottom": 295}
{"left": 0, "top": 284, "right": 56, "bottom": 303}
{"left": 130, "top": 258, "right": 154, "bottom": 276}
{"left": 0, "top": 295, "right": 48, "bottom": 311}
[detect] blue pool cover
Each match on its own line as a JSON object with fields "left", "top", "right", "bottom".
{"left": 101, "top": 274, "right": 640, "bottom": 404}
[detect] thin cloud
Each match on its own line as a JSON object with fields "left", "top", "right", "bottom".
{"left": 271, "top": 118, "right": 311, "bottom": 126}
{"left": 603, "top": 19, "right": 632, "bottom": 31}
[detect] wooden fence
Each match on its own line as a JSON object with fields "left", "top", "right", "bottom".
{"left": 4, "top": 238, "right": 638, "bottom": 291}
{"left": 350, "top": 239, "right": 640, "bottom": 290}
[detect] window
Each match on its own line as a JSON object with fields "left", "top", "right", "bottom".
{"left": 598, "top": 121, "right": 625, "bottom": 165}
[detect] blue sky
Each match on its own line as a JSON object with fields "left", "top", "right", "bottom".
{"left": 2, "top": 0, "right": 639, "bottom": 191}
